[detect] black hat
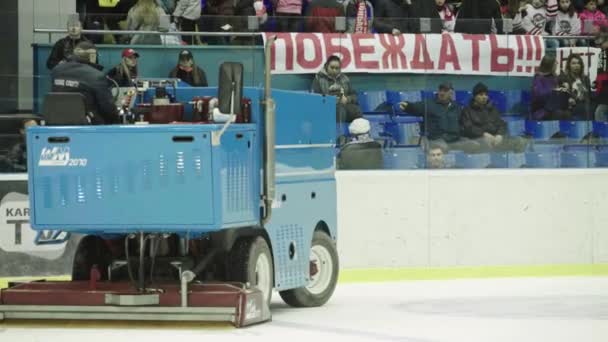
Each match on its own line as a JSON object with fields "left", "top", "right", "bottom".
{"left": 179, "top": 50, "right": 193, "bottom": 60}
{"left": 438, "top": 82, "right": 453, "bottom": 90}
{"left": 473, "top": 82, "right": 489, "bottom": 96}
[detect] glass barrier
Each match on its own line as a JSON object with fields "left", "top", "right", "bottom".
{"left": 17, "top": 12, "right": 608, "bottom": 172}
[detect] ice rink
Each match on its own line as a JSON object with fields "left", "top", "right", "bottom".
{"left": 1, "top": 276, "right": 607, "bottom": 342}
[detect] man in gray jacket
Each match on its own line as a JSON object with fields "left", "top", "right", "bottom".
{"left": 400, "top": 82, "right": 481, "bottom": 153}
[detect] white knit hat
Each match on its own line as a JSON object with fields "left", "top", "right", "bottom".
{"left": 348, "top": 118, "right": 371, "bottom": 135}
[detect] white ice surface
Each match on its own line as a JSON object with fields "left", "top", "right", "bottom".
{"left": 1, "top": 277, "right": 607, "bottom": 342}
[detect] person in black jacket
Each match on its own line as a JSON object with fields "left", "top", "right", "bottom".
{"left": 460, "top": 83, "right": 527, "bottom": 152}
{"left": 454, "top": 0, "right": 504, "bottom": 34}
{"left": 168, "top": 50, "right": 209, "bottom": 87}
{"left": 107, "top": 48, "right": 139, "bottom": 87}
{"left": 408, "top": 0, "right": 444, "bottom": 32}
{"left": 400, "top": 82, "right": 481, "bottom": 153}
{"left": 51, "top": 41, "right": 119, "bottom": 125}
{"left": 0, "top": 119, "right": 38, "bottom": 173}
{"left": 373, "top": 0, "right": 414, "bottom": 34}
{"left": 46, "top": 17, "right": 90, "bottom": 70}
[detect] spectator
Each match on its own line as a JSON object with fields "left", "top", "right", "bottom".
{"left": 157, "top": 0, "right": 176, "bottom": 13}
{"left": 461, "top": 83, "right": 528, "bottom": 152}
{"left": 599, "top": 0, "right": 608, "bottom": 15}
{"left": 558, "top": 53, "right": 593, "bottom": 119}
{"left": 203, "top": 0, "right": 236, "bottom": 45}
{"left": 580, "top": 0, "right": 608, "bottom": 35}
{"left": 312, "top": 55, "right": 363, "bottom": 123}
{"left": 502, "top": 0, "right": 528, "bottom": 18}
{"left": 51, "top": 41, "right": 119, "bottom": 125}
{"left": 0, "top": 119, "right": 38, "bottom": 173}
{"left": 168, "top": 50, "right": 209, "bottom": 87}
{"left": 399, "top": 82, "right": 481, "bottom": 153}
{"left": 531, "top": 55, "right": 564, "bottom": 120}
{"left": 46, "top": 17, "right": 90, "bottom": 70}
{"left": 373, "top": 0, "right": 414, "bottom": 35}
{"left": 107, "top": 48, "right": 139, "bottom": 87}
{"left": 126, "top": 0, "right": 166, "bottom": 45}
{"left": 513, "top": 0, "right": 559, "bottom": 35}
{"left": 595, "top": 27, "right": 608, "bottom": 120}
{"left": 337, "top": 118, "right": 384, "bottom": 170}
{"left": 552, "top": 0, "right": 581, "bottom": 46}
{"left": 531, "top": 55, "right": 573, "bottom": 120}
{"left": 346, "top": 118, "right": 375, "bottom": 144}
{"left": 272, "top": 0, "right": 305, "bottom": 32}
{"left": 426, "top": 144, "right": 447, "bottom": 169}
{"left": 454, "top": 0, "right": 503, "bottom": 34}
{"left": 435, "top": 0, "right": 456, "bottom": 32}
{"left": 408, "top": 0, "right": 445, "bottom": 33}
{"left": 305, "top": 0, "right": 345, "bottom": 32}
{"left": 345, "top": 0, "right": 373, "bottom": 33}
{"left": 173, "top": 0, "right": 201, "bottom": 45}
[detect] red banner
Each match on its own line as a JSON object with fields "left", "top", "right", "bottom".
{"left": 263, "top": 33, "right": 545, "bottom": 77}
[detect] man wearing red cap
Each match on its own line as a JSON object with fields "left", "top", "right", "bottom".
{"left": 107, "top": 48, "right": 140, "bottom": 87}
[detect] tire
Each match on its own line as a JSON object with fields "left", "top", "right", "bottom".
{"left": 71, "top": 236, "right": 111, "bottom": 281}
{"left": 229, "top": 236, "right": 274, "bottom": 305}
{"left": 279, "top": 231, "right": 339, "bottom": 307}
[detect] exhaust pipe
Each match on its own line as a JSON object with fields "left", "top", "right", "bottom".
{"left": 263, "top": 36, "right": 277, "bottom": 225}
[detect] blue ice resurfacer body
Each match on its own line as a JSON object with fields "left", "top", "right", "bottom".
{"left": 0, "top": 87, "right": 338, "bottom": 327}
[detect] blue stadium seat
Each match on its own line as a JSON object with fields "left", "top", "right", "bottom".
{"left": 455, "top": 90, "right": 473, "bottom": 106}
{"left": 386, "top": 90, "right": 422, "bottom": 113}
{"left": 596, "top": 150, "right": 608, "bottom": 166}
{"left": 443, "top": 151, "right": 463, "bottom": 168}
{"left": 593, "top": 121, "right": 608, "bottom": 138}
{"left": 383, "top": 147, "right": 424, "bottom": 169}
{"left": 363, "top": 114, "right": 392, "bottom": 140}
{"left": 560, "top": 145, "right": 596, "bottom": 168}
{"left": 421, "top": 90, "right": 435, "bottom": 101}
{"left": 455, "top": 153, "right": 491, "bottom": 168}
{"left": 560, "top": 121, "right": 593, "bottom": 140}
{"left": 358, "top": 90, "right": 388, "bottom": 113}
{"left": 503, "top": 115, "right": 526, "bottom": 136}
{"left": 521, "top": 90, "right": 532, "bottom": 109}
{"left": 504, "top": 90, "right": 525, "bottom": 113}
{"left": 490, "top": 152, "right": 526, "bottom": 168}
{"left": 386, "top": 116, "right": 423, "bottom": 145}
{"left": 525, "top": 120, "right": 561, "bottom": 140}
{"left": 524, "top": 143, "right": 562, "bottom": 167}
{"left": 488, "top": 90, "right": 507, "bottom": 113}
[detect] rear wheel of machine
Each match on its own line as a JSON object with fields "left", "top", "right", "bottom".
{"left": 230, "top": 236, "right": 274, "bottom": 305}
{"left": 279, "top": 231, "right": 339, "bottom": 307}
{"left": 72, "top": 236, "right": 111, "bottom": 280}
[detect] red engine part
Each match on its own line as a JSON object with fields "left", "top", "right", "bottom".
{"left": 238, "top": 98, "right": 252, "bottom": 124}
{"left": 137, "top": 103, "right": 185, "bottom": 124}
{"left": 191, "top": 96, "right": 212, "bottom": 122}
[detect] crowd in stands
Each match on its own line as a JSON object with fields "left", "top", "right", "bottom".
{"left": 76, "top": 0, "right": 608, "bottom": 45}
{"left": 5, "top": 1, "right": 608, "bottom": 172}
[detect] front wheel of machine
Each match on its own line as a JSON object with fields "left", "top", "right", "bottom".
{"left": 230, "top": 236, "right": 274, "bottom": 305}
{"left": 279, "top": 231, "right": 339, "bottom": 307}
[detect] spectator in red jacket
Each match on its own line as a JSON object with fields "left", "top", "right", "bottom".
{"left": 305, "top": 0, "right": 345, "bottom": 32}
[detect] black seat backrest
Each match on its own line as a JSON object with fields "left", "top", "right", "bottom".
{"left": 42, "top": 92, "right": 88, "bottom": 126}
{"left": 338, "top": 141, "right": 384, "bottom": 170}
{"left": 218, "top": 62, "right": 243, "bottom": 115}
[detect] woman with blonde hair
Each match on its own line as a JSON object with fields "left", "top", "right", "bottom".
{"left": 126, "top": 0, "right": 166, "bottom": 45}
